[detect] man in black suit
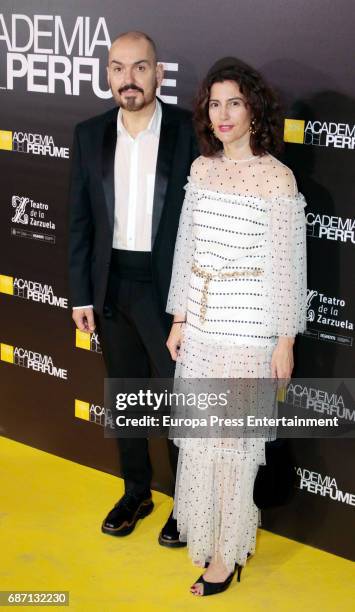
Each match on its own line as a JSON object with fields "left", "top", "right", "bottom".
{"left": 68, "top": 31, "right": 198, "bottom": 545}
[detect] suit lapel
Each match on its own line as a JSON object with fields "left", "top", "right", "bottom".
{"left": 102, "top": 112, "right": 117, "bottom": 232}
{"left": 151, "top": 103, "right": 178, "bottom": 247}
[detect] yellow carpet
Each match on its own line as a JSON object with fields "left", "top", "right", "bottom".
{"left": 0, "top": 436, "right": 353, "bottom": 611}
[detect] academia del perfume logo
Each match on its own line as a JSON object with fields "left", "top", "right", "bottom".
{"left": 306, "top": 212, "right": 355, "bottom": 244}
{"left": 285, "top": 383, "right": 355, "bottom": 422}
{"left": 75, "top": 399, "right": 113, "bottom": 427}
{"left": 296, "top": 467, "right": 355, "bottom": 506}
{"left": 0, "top": 13, "right": 178, "bottom": 103}
{"left": 75, "top": 329, "right": 102, "bottom": 353}
{"left": 0, "top": 342, "right": 68, "bottom": 379}
{"left": 284, "top": 118, "right": 355, "bottom": 149}
{"left": 0, "top": 274, "right": 68, "bottom": 309}
{"left": 0, "top": 129, "right": 69, "bottom": 158}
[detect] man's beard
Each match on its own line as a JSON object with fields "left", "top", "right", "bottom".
{"left": 115, "top": 79, "right": 158, "bottom": 111}
{"left": 120, "top": 95, "right": 145, "bottom": 111}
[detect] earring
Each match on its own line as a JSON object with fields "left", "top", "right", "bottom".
{"left": 249, "top": 119, "right": 256, "bottom": 135}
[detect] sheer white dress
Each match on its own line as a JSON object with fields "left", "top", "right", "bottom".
{"left": 166, "top": 153, "right": 307, "bottom": 572}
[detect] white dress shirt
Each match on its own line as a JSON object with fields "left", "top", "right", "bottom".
{"left": 73, "top": 100, "right": 162, "bottom": 310}
{"left": 113, "top": 99, "right": 162, "bottom": 251}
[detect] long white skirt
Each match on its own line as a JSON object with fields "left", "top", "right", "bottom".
{"left": 172, "top": 329, "right": 277, "bottom": 572}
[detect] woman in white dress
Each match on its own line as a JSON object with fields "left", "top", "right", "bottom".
{"left": 166, "top": 57, "right": 307, "bottom": 597}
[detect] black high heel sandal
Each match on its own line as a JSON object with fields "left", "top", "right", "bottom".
{"left": 191, "top": 563, "right": 243, "bottom": 597}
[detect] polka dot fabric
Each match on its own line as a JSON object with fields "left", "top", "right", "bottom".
{"left": 166, "top": 153, "right": 307, "bottom": 572}
{"left": 167, "top": 153, "right": 307, "bottom": 341}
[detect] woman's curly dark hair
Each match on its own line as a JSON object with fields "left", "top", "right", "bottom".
{"left": 194, "top": 57, "right": 284, "bottom": 157}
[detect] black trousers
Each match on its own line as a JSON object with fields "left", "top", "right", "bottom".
{"left": 96, "top": 249, "right": 177, "bottom": 498}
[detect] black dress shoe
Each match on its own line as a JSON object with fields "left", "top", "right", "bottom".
{"left": 102, "top": 492, "right": 154, "bottom": 537}
{"left": 158, "top": 511, "right": 187, "bottom": 548}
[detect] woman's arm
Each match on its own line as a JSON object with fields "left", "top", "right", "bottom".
{"left": 166, "top": 177, "right": 198, "bottom": 360}
{"left": 269, "top": 169, "right": 307, "bottom": 378}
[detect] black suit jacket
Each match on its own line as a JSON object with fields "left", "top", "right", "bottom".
{"left": 68, "top": 99, "right": 199, "bottom": 323}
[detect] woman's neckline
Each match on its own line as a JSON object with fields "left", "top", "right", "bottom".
{"left": 222, "top": 153, "right": 262, "bottom": 164}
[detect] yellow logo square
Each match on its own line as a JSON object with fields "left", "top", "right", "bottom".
{"left": 0, "top": 130, "right": 13, "bottom": 151}
{"left": 276, "top": 386, "right": 287, "bottom": 402}
{"left": 1, "top": 343, "right": 14, "bottom": 363}
{"left": 284, "top": 119, "right": 305, "bottom": 144}
{"left": 75, "top": 329, "right": 91, "bottom": 350}
{"left": 0, "top": 275, "right": 14, "bottom": 295}
{"left": 75, "top": 399, "right": 90, "bottom": 421}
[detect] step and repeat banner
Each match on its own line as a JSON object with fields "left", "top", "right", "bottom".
{"left": 0, "top": 1, "right": 354, "bottom": 560}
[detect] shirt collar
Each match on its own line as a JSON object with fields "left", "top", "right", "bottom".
{"left": 117, "top": 99, "right": 162, "bottom": 137}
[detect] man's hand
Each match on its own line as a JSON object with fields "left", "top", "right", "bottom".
{"left": 72, "top": 307, "right": 96, "bottom": 332}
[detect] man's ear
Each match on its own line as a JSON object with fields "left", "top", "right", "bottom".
{"left": 156, "top": 63, "right": 164, "bottom": 89}
{"left": 106, "top": 66, "right": 110, "bottom": 89}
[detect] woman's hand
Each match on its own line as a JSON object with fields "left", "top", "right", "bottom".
{"left": 271, "top": 337, "right": 294, "bottom": 381}
{"left": 166, "top": 316, "right": 185, "bottom": 361}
